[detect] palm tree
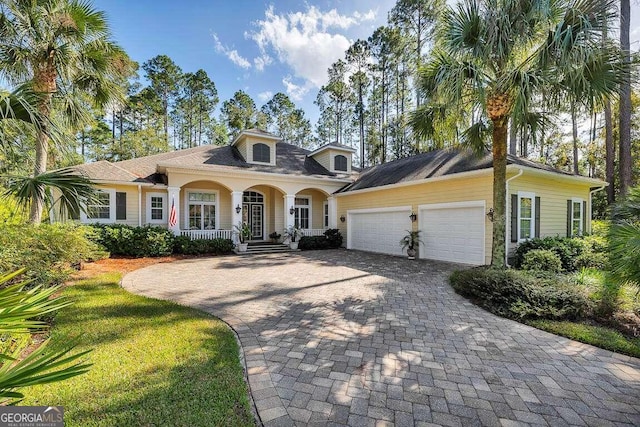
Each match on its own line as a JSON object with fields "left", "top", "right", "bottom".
{"left": 412, "top": 0, "right": 622, "bottom": 268}
{"left": 0, "top": 0, "right": 128, "bottom": 224}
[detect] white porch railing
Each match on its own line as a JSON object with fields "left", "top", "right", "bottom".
{"left": 180, "top": 229, "right": 234, "bottom": 240}
{"left": 303, "top": 229, "right": 327, "bottom": 237}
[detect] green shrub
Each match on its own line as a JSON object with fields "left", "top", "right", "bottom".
{"left": 89, "top": 225, "right": 174, "bottom": 257}
{"left": 574, "top": 252, "right": 608, "bottom": 270}
{"left": 299, "top": 236, "right": 330, "bottom": 250}
{"left": 513, "top": 236, "right": 585, "bottom": 271}
{"left": 172, "top": 237, "right": 234, "bottom": 255}
{"left": 450, "top": 267, "right": 589, "bottom": 320}
{"left": 0, "top": 223, "right": 104, "bottom": 287}
{"left": 521, "top": 249, "right": 562, "bottom": 273}
{"left": 299, "top": 229, "right": 343, "bottom": 250}
{"left": 591, "top": 220, "right": 609, "bottom": 237}
{"left": 324, "top": 228, "right": 343, "bottom": 248}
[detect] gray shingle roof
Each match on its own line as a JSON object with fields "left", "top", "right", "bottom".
{"left": 336, "top": 149, "right": 580, "bottom": 193}
{"left": 71, "top": 142, "right": 338, "bottom": 184}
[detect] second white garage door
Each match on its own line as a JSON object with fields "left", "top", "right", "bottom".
{"left": 419, "top": 202, "right": 486, "bottom": 265}
{"left": 348, "top": 207, "right": 412, "bottom": 256}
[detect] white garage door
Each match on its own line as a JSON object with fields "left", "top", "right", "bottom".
{"left": 348, "top": 207, "right": 412, "bottom": 256}
{"left": 419, "top": 202, "right": 485, "bottom": 265}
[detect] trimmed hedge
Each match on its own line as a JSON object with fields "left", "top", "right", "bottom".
{"left": 89, "top": 224, "right": 175, "bottom": 257}
{"left": 173, "top": 236, "right": 234, "bottom": 255}
{"left": 450, "top": 267, "right": 589, "bottom": 320}
{"left": 299, "top": 229, "right": 343, "bottom": 250}
{"left": 513, "top": 236, "right": 585, "bottom": 271}
{"left": 0, "top": 223, "right": 105, "bottom": 287}
{"left": 521, "top": 249, "right": 562, "bottom": 273}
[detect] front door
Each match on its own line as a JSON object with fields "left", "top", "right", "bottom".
{"left": 242, "top": 191, "right": 264, "bottom": 240}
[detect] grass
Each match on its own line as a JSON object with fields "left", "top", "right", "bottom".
{"left": 528, "top": 319, "right": 640, "bottom": 358}
{"left": 20, "top": 272, "right": 255, "bottom": 427}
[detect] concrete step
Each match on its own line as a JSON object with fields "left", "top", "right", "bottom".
{"left": 233, "top": 244, "right": 299, "bottom": 255}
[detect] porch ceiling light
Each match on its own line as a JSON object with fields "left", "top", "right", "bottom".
{"left": 289, "top": 206, "right": 295, "bottom": 215}
{"left": 235, "top": 204, "right": 242, "bottom": 214}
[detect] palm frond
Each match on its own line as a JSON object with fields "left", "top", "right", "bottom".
{"left": 3, "top": 168, "right": 97, "bottom": 219}
{"left": 460, "top": 120, "right": 490, "bottom": 154}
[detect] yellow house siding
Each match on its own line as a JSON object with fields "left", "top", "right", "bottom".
{"left": 508, "top": 174, "right": 592, "bottom": 252}
{"left": 312, "top": 151, "right": 331, "bottom": 171}
{"left": 336, "top": 175, "right": 494, "bottom": 264}
{"left": 98, "top": 185, "right": 139, "bottom": 226}
{"left": 235, "top": 139, "right": 247, "bottom": 160}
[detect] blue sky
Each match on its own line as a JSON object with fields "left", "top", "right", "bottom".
{"left": 93, "top": 0, "right": 396, "bottom": 124}
{"left": 94, "top": 0, "right": 640, "bottom": 126}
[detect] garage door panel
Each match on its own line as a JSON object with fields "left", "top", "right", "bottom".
{"left": 420, "top": 205, "right": 485, "bottom": 265}
{"left": 349, "top": 210, "right": 411, "bottom": 256}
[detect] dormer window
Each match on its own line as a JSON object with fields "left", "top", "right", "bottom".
{"left": 253, "top": 143, "right": 271, "bottom": 163}
{"left": 334, "top": 155, "right": 348, "bottom": 171}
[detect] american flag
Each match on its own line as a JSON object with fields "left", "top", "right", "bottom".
{"left": 168, "top": 196, "right": 177, "bottom": 227}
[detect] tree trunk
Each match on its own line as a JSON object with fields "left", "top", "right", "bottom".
{"left": 491, "top": 117, "right": 508, "bottom": 268}
{"left": 571, "top": 103, "right": 579, "bottom": 174}
{"left": 30, "top": 63, "right": 56, "bottom": 225}
{"left": 509, "top": 119, "right": 517, "bottom": 155}
{"left": 358, "top": 82, "right": 364, "bottom": 167}
{"left": 604, "top": 100, "right": 615, "bottom": 204}
{"left": 619, "top": 0, "right": 632, "bottom": 196}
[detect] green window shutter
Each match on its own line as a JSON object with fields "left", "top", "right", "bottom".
{"left": 511, "top": 194, "right": 518, "bottom": 243}
{"left": 116, "top": 192, "right": 127, "bottom": 220}
{"left": 534, "top": 197, "right": 541, "bottom": 238}
{"left": 583, "top": 200, "right": 587, "bottom": 235}
{"left": 566, "top": 200, "right": 572, "bottom": 237}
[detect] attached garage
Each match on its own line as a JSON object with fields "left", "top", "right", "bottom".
{"left": 419, "top": 201, "right": 486, "bottom": 265}
{"left": 347, "top": 207, "right": 412, "bottom": 256}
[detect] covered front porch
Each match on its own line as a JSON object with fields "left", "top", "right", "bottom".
{"left": 167, "top": 179, "right": 336, "bottom": 243}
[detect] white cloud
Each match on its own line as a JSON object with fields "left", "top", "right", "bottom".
{"left": 212, "top": 33, "right": 251, "bottom": 69}
{"left": 282, "top": 76, "right": 311, "bottom": 101}
{"left": 249, "top": 5, "right": 377, "bottom": 90}
{"left": 253, "top": 54, "right": 272, "bottom": 71}
{"left": 258, "top": 91, "right": 273, "bottom": 102}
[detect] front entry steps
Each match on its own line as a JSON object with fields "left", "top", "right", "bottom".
{"left": 233, "top": 243, "right": 299, "bottom": 255}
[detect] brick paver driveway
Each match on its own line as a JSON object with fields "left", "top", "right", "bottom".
{"left": 123, "top": 250, "right": 640, "bottom": 427}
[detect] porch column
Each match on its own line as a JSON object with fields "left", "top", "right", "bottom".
{"left": 328, "top": 196, "right": 337, "bottom": 228}
{"left": 284, "top": 194, "right": 296, "bottom": 230}
{"left": 231, "top": 191, "right": 243, "bottom": 244}
{"left": 167, "top": 186, "right": 181, "bottom": 235}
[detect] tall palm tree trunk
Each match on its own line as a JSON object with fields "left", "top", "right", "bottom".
{"left": 619, "top": 0, "right": 632, "bottom": 196}
{"left": 30, "top": 63, "right": 56, "bottom": 225}
{"left": 491, "top": 118, "right": 508, "bottom": 268}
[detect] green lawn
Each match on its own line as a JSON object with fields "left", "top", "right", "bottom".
{"left": 527, "top": 319, "right": 640, "bottom": 358}
{"left": 21, "top": 272, "right": 255, "bottom": 427}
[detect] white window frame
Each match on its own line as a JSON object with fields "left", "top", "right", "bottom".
{"left": 517, "top": 191, "right": 536, "bottom": 242}
{"left": 184, "top": 189, "right": 219, "bottom": 231}
{"left": 323, "top": 201, "right": 329, "bottom": 229}
{"left": 294, "top": 195, "right": 312, "bottom": 230}
{"left": 571, "top": 197, "right": 584, "bottom": 237}
{"left": 80, "top": 188, "right": 116, "bottom": 224}
{"left": 146, "top": 192, "right": 167, "bottom": 224}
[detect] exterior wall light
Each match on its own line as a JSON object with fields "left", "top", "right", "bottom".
{"left": 340, "top": 215, "right": 346, "bottom": 223}
{"left": 289, "top": 207, "right": 296, "bottom": 215}
{"left": 486, "top": 208, "right": 494, "bottom": 222}
{"left": 409, "top": 212, "right": 417, "bottom": 222}
{"left": 235, "top": 204, "right": 242, "bottom": 214}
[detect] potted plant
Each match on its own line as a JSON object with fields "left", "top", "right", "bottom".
{"left": 234, "top": 222, "right": 252, "bottom": 252}
{"left": 269, "top": 231, "right": 281, "bottom": 243}
{"left": 400, "top": 230, "right": 422, "bottom": 260}
{"left": 285, "top": 225, "right": 303, "bottom": 250}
